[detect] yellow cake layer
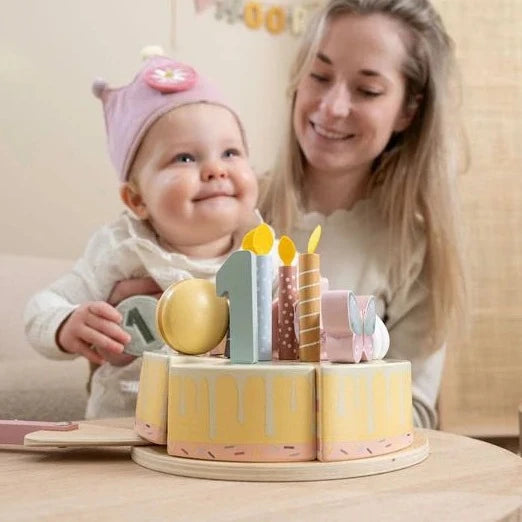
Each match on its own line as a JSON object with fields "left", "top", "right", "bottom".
{"left": 168, "top": 361, "right": 316, "bottom": 445}
{"left": 135, "top": 352, "right": 170, "bottom": 428}
{"left": 136, "top": 353, "right": 226, "bottom": 443}
{"left": 317, "top": 360, "right": 413, "bottom": 446}
{"left": 136, "top": 356, "right": 413, "bottom": 462}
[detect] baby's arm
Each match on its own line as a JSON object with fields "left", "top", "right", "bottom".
{"left": 24, "top": 226, "right": 134, "bottom": 365}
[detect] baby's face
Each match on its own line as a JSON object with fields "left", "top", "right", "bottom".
{"left": 130, "top": 103, "right": 258, "bottom": 253}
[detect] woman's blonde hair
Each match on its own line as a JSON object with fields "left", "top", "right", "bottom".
{"left": 259, "top": 0, "right": 467, "bottom": 344}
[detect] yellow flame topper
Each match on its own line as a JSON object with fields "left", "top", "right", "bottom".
{"left": 252, "top": 223, "right": 274, "bottom": 255}
{"left": 241, "top": 228, "right": 256, "bottom": 251}
{"left": 307, "top": 225, "right": 322, "bottom": 254}
{"left": 278, "top": 235, "right": 296, "bottom": 266}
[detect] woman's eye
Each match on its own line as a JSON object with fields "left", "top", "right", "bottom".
{"left": 310, "top": 72, "right": 329, "bottom": 83}
{"left": 223, "top": 148, "right": 241, "bottom": 158}
{"left": 359, "top": 89, "right": 383, "bottom": 98}
{"left": 173, "top": 153, "right": 195, "bottom": 163}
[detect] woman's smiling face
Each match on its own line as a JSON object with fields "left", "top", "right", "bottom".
{"left": 293, "top": 12, "right": 414, "bottom": 179}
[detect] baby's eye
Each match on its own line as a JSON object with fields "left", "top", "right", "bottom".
{"left": 223, "top": 148, "right": 241, "bottom": 159}
{"left": 173, "top": 153, "right": 195, "bottom": 163}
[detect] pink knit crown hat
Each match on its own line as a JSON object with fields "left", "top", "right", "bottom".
{"left": 93, "top": 52, "right": 243, "bottom": 181}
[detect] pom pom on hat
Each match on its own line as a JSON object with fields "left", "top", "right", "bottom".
{"left": 92, "top": 78, "right": 108, "bottom": 99}
{"left": 140, "top": 45, "right": 165, "bottom": 61}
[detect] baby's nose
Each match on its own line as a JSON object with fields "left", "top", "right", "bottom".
{"left": 201, "top": 162, "right": 228, "bottom": 181}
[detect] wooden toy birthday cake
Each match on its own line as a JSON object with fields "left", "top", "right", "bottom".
{"left": 133, "top": 225, "right": 413, "bottom": 464}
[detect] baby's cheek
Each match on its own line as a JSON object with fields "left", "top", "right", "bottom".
{"left": 240, "top": 188, "right": 258, "bottom": 211}
{"left": 241, "top": 173, "right": 259, "bottom": 201}
{"left": 161, "top": 182, "right": 190, "bottom": 206}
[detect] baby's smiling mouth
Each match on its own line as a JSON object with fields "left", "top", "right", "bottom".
{"left": 193, "top": 185, "right": 236, "bottom": 202}
{"left": 311, "top": 122, "right": 355, "bottom": 140}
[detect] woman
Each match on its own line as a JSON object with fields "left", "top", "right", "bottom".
{"left": 260, "top": 0, "right": 467, "bottom": 428}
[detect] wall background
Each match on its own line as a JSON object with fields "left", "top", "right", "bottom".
{"left": 435, "top": 0, "right": 522, "bottom": 437}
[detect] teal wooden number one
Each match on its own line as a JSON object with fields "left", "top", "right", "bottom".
{"left": 216, "top": 250, "right": 258, "bottom": 364}
{"left": 126, "top": 307, "right": 155, "bottom": 344}
{"left": 117, "top": 295, "right": 164, "bottom": 357}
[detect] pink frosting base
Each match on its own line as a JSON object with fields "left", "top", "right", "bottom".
{"left": 319, "top": 432, "right": 413, "bottom": 462}
{"left": 168, "top": 441, "right": 316, "bottom": 462}
{"left": 135, "top": 419, "right": 167, "bottom": 445}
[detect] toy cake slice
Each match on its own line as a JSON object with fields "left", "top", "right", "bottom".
{"left": 316, "top": 360, "right": 413, "bottom": 461}
{"left": 167, "top": 360, "right": 316, "bottom": 462}
{"left": 135, "top": 353, "right": 227, "bottom": 445}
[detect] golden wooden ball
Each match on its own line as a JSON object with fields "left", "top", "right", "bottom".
{"left": 156, "top": 279, "right": 229, "bottom": 355}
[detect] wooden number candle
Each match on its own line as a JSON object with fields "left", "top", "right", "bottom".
{"left": 117, "top": 295, "right": 163, "bottom": 356}
{"left": 216, "top": 250, "right": 258, "bottom": 364}
{"left": 298, "top": 225, "right": 322, "bottom": 362}
{"left": 251, "top": 224, "right": 274, "bottom": 361}
{"left": 277, "top": 236, "right": 299, "bottom": 360}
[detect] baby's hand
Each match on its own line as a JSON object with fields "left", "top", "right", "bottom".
{"left": 57, "top": 302, "right": 133, "bottom": 365}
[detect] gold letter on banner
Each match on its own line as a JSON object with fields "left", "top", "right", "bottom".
{"left": 265, "top": 6, "right": 286, "bottom": 34}
{"left": 290, "top": 6, "right": 307, "bottom": 36}
{"left": 244, "top": 2, "right": 263, "bottom": 29}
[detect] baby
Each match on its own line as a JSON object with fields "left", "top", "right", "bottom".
{"left": 24, "top": 53, "right": 260, "bottom": 419}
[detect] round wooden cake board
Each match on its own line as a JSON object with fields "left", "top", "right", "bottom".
{"left": 131, "top": 430, "right": 429, "bottom": 482}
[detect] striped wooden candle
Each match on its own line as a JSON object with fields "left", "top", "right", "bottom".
{"left": 298, "top": 253, "right": 321, "bottom": 361}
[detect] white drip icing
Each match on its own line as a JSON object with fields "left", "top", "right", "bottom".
{"left": 207, "top": 375, "right": 217, "bottom": 440}
{"left": 399, "top": 370, "right": 406, "bottom": 426}
{"left": 178, "top": 375, "right": 185, "bottom": 416}
{"left": 353, "top": 375, "right": 360, "bottom": 410}
{"left": 173, "top": 365, "right": 316, "bottom": 443}
{"left": 386, "top": 371, "right": 393, "bottom": 419}
{"left": 265, "top": 373, "right": 274, "bottom": 437}
{"left": 337, "top": 376, "right": 346, "bottom": 416}
{"left": 290, "top": 377, "right": 297, "bottom": 412}
{"left": 236, "top": 374, "right": 247, "bottom": 424}
{"left": 366, "top": 371, "right": 375, "bottom": 434}
{"left": 384, "top": 366, "right": 408, "bottom": 427}
{"left": 310, "top": 380, "right": 316, "bottom": 435}
{"left": 195, "top": 375, "right": 201, "bottom": 413}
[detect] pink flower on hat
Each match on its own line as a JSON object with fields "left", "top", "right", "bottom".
{"left": 144, "top": 62, "right": 197, "bottom": 93}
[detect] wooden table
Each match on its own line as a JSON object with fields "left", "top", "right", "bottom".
{"left": 1, "top": 419, "right": 521, "bottom": 521}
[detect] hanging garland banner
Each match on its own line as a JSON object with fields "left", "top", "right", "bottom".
{"left": 194, "top": 0, "right": 218, "bottom": 12}
{"left": 194, "top": 0, "right": 319, "bottom": 36}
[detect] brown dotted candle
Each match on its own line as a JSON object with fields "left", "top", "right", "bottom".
{"left": 278, "top": 265, "right": 298, "bottom": 360}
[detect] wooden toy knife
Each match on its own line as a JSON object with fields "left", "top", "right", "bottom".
{"left": 0, "top": 420, "right": 79, "bottom": 445}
